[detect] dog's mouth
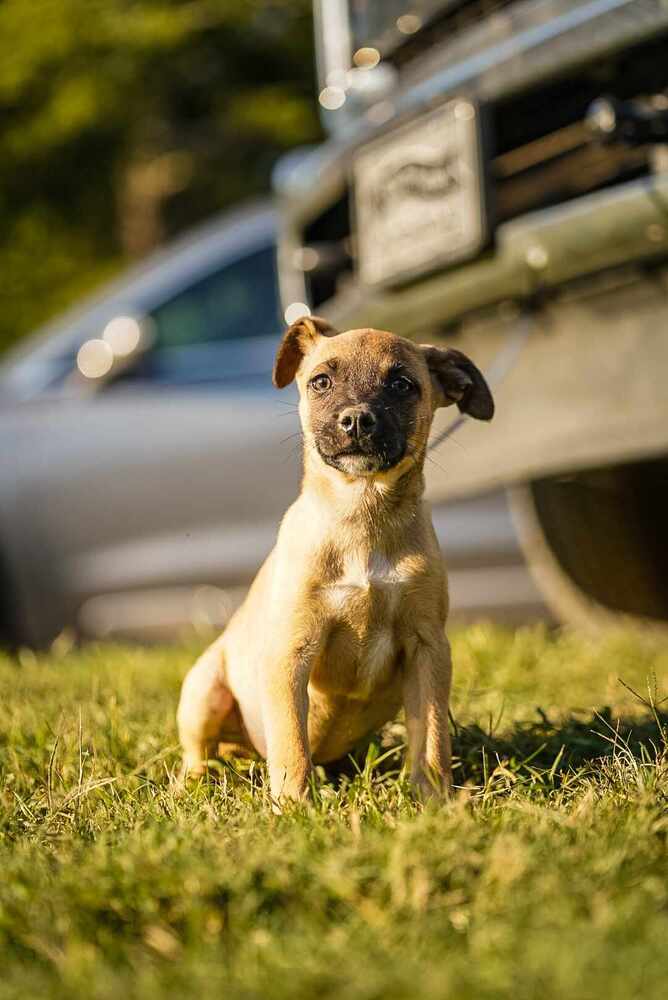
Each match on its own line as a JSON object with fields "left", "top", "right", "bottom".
{"left": 316, "top": 440, "right": 406, "bottom": 475}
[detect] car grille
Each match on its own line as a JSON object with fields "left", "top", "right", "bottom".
{"left": 492, "top": 33, "right": 668, "bottom": 224}
{"left": 299, "top": 32, "right": 668, "bottom": 309}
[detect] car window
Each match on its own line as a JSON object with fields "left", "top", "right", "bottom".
{"left": 102, "top": 243, "right": 281, "bottom": 390}
{"left": 151, "top": 244, "right": 279, "bottom": 350}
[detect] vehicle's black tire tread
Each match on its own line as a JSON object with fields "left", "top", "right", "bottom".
{"left": 0, "top": 551, "right": 20, "bottom": 650}
{"left": 508, "top": 458, "right": 668, "bottom": 633}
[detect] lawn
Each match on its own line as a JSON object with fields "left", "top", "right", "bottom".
{"left": 1, "top": 625, "right": 667, "bottom": 1000}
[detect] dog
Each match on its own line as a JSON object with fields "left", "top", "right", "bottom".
{"left": 177, "top": 316, "right": 494, "bottom": 801}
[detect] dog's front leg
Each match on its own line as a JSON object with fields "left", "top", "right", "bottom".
{"left": 403, "top": 633, "right": 453, "bottom": 798}
{"left": 261, "top": 636, "right": 320, "bottom": 803}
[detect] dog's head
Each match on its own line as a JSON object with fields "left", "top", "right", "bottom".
{"left": 273, "top": 316, "right": 494, "bottom": 478}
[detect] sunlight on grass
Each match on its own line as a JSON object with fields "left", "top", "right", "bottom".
{"left": 0, "top": 626, "right": 666, "bottom": 999}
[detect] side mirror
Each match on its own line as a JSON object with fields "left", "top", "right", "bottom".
{"left": 71, "top": 314, "right": 155, "bottom": 391}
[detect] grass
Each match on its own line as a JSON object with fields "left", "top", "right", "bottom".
{"left": 1, "top": 625, "right": 667, "bottom": 1000}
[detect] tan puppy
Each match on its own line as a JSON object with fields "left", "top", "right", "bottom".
{"left": 177, "top": 317, "right": 494, "bottom": 801}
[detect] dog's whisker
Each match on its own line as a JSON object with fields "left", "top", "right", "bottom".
{"left": 280, "top": 431, "right": 304, "bottom": 446}
{"left": 425, "top": 452, "right": 448, "bottom": 476}
{"left": 431, "top": 433, "right": 467, "bottom": 452}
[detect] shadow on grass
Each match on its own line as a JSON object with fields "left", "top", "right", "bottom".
{"left": 324, "top": 701, "right": 668, "bottom": 791}
{"left": 450, "top": 704, "right": 667, "bottom": 787}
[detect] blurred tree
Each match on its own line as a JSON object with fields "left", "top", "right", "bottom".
{"left": 0, "top": 0, "right": 321, "bottom": 354}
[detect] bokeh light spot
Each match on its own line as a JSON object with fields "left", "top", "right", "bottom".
{"left": 77, "top": 339, "right": 114, "bottom": 379}
{"left": 319, "top": 87, "right": 346, "bottom": 111}
{"left": 353, "top": 47, "right": 381, "bottom": 69}
{"left": 102, "top": 315, "right": 142, "bottom": 357}
{"left": 396, "top": 13, "right": 422, "bottom": 34}
{"left": 284, "top": 302, "right": 311, "bottom": 325}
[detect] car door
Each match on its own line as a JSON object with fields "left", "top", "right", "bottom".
{"left": 12, "top": 242, "right": 301, "bottom": 644}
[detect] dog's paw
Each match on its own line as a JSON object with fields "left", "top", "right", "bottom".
{"left": 410, "top": 769, "right": 454, "bottom": 803}
{"left": 175, "top": 757, "right": 212, "bottom": 788}
{"left": 269, "top": 788, "right": 313, "bottom": 816}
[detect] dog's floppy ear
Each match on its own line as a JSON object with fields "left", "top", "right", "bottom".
{"left": 272, "top": 315, "right": 338, "bottom": 388}
{"left": 421, "top": 345, "right": 494, "bottom": 420}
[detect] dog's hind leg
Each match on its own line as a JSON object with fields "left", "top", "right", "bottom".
{"left": 177, "top": 641, "right": 247, "bottom": 778}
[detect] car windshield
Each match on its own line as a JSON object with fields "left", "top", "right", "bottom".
{"left": 348, "top": 1, "right": 454, "bottom": 55}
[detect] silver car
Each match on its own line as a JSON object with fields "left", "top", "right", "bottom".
{"left": 0, "top": 203, "right": 543, "bottom": 647}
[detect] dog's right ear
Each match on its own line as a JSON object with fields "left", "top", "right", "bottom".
{"left": 272, "top": 315, "right": 338, "bottom": 388}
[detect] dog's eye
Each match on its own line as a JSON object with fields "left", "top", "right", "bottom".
{"left": 310, "top": 373, "right": 332, "bottom": 393}
{"left": 389, "top": 375, "right": 414, "bottom": 395}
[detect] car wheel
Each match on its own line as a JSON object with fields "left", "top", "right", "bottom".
{"left": 508, "top": 454, "right": 668, "bottom": 633}
{"left": 0, "top": 551, "right": 21, "bottom": 650}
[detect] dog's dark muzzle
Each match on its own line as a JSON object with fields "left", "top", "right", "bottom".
{"left": 316, "top": 404, "right": 406, "bottom": 473}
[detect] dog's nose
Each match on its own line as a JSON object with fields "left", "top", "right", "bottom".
{"left": 339, "top": 406, "right": 377, "bottom": 439}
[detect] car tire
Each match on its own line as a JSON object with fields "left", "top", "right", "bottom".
{"left": 0, "top": 551, "right": 20, "bottom": 650}
{"left": 507, "top": 456, "right": 668, "bottom": 633}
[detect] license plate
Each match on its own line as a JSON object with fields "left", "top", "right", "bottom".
{"left": 353, "top": 99, "right": 487, "bottom": 288}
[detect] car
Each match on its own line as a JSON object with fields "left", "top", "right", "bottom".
{"left": 274, "top": 0, "right": 668, "bottom": 632}
{"left": 0, "top": 201, "right": 545, "bottom": 648}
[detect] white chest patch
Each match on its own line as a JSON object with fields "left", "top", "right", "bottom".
{"left": 344, "top": 550, "right": 410, "bottom": 588}
{"left": 325, "top": 549, "right": 412, "bottom": 614}
{"left": 327, "top": 551, "right": 412, "bottom": 618}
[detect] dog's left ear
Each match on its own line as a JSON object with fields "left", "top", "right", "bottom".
{"left": 421, "top": 345, "right": 494, "bottom": 420}
{"left": 273, "top": 315, "right": 338, "bottom": 388}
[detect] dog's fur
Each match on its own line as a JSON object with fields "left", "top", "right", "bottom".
{"left": 177, "top": 317, "right": 494, "bottom": 801}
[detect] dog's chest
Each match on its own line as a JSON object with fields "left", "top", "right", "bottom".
{"left": 315, "top": 549, "right": 414, "bottom": 698}
{"left": 327, "top": 549, "right": 407, "bottom": 610}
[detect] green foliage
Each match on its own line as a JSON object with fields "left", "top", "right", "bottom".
{"left": 0, "top": 0, "right": 321, "bottom": 355}
{"left": 1, "top": 626, "right": 667, "bottom": 999}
